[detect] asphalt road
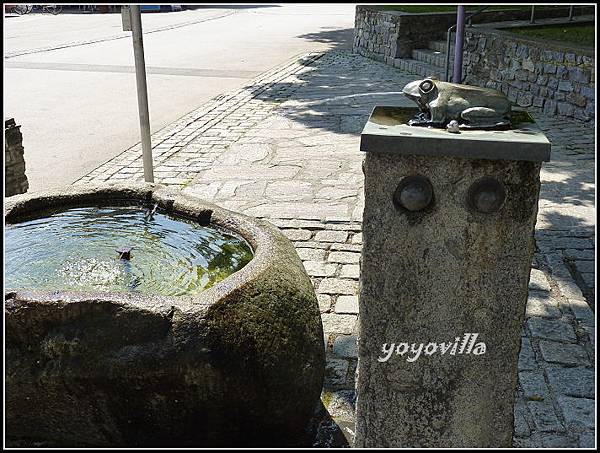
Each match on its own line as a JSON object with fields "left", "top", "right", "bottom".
{"left": 4, "top": 5, "right": 356, "bottom": 191}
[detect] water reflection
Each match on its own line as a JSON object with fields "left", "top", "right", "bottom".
{"left": 5, "top": 206, "right": 253, "bottom": 296}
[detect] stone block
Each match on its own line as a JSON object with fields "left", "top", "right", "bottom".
{"left": 529, "top": 268, "right": 550, "bottom": 291}
{"left": 518, "top": 337, "right": 537, "bottom": 371}
{"left": 569, "top": 67, "right": 591, "bottom": 84}
{"left": 526, "top": 292, "right": 561, "bottom": 319}
{"left": 527, "top": 318, "right": 577, "bottom": 343}
{"left": 556, "top": 396, "right": 595, "bottom": 431}
{"left": 321, "top": 314, "right": 358, "bottom": 335}
{"left": 339, "top": 264, "right": 360, "bottom": 279}
{"left": 519, "top": 370, "right": 550, "bottom": 400}
{"left": 328, "top": 251, "right": 360, "bottom": 264}
{"left": 283, "top": 229, "right": 312, "bottom": 241}
{"left": 557, "top": 102, "right": 575, "bottom": 117}
{"left": 558, "top": 80, "right": 573, "bottom": 92}
{"left": 545, "top": 365, "right": 595, "bottom": 398}
{"left": 356, "top": 108, "right": 549, "bottom": 447}
{"left": 527, "top": 401, "right": 566, "bottom": 433}
{"left": 325, "top": 358, "right": 350, "bottom": 386}
{"left": 335, "top": 295, "right": 359, "bottom": 314}
{"left": 303, "top": 260, "right": 338, "bottom": 278}
{"left": 538, "top": 341, "right": 590, "bottom": 366}
{"left": 333, "top": 335, "right": 358, "bottom": 358}
{"left": 314, "top": 230, "right": 349, "bottom": 243}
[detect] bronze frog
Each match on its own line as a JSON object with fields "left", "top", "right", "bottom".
{"left": 402, "top": 78, "right": 512, "bottom": 130}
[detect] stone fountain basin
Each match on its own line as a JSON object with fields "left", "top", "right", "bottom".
{"left": 5, "top": 183, "right": 325, "bottom": 447}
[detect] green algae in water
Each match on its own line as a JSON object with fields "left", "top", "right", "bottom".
{"left": 5, "top": 206, "right": 253, "bottom": 296}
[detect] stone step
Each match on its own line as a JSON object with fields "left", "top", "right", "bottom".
{"left": 412, "top": 48, "right": 451, "bottom": 69}
{"left": 392, "top": 58, "right": 445, "bottom": 80}
{"left": 429, "top": 40, "right": 454, "bottom": 53}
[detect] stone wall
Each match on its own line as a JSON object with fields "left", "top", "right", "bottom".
{"left": 353, "top": 5, "right": 594, "bottom": 64}
{"left": 353, "top": 7, "right": 455, "bottom": 63}
{"left": 463, "top": 28, "right": 595, "bottom": 122}
{"left": 5, "top": 118, "right": 29, "bottom": 197}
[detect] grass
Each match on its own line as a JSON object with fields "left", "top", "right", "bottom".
{"left": 508, "top": 23, "right": 595, "bottom": 47}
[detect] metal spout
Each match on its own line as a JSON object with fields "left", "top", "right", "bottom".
{"left": 117, "top": 246, "right": 133, "bottom": 260}
{"left": 144, "top": 203, "right": 158, "bottom": 221}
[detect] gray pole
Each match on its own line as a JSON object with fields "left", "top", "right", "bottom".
{"left": 569, "top": 6, "right": 574, "bottom": 21}
{"left": 452, "top": 5, "right": 465, "bottom": 84}
{"left": 130, "top": 5, "right": 154, "bottom": 183}
{"left": 530, "top": 5, "right": 535, "bottom": 24}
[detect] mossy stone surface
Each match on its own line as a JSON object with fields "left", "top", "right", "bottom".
{"left": 5, "top": 182, "right": 324, "bottom": 447}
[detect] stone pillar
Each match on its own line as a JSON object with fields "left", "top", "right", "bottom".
{"left": 5, "top": 118, "right": 29, "bottom": 197}
{"left": 355, "top": 106, "right": 551, "bottom": 448}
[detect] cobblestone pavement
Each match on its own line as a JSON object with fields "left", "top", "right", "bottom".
{"left": 80, "top": 49, "right": 595, "bottom": 447}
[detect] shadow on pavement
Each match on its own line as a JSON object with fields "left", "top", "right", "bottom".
{"left": 185, "top": 5, "right": 281, "bottom": 10}
{"left": 298, "top": 27, "right": 355, "bottom": 51}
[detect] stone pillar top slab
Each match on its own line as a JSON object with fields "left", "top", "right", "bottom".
{"left": 360, "top": 106, "right": 551, "bottom": 162}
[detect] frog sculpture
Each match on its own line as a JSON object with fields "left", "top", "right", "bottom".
{"left": 402, "top": 78, "right": 512, "bottom": 130}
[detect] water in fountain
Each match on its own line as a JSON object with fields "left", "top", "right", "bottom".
{"left": 5, "top": 205, "right": 253, "bottom": 296}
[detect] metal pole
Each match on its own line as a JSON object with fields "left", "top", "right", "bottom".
{"left": 445, "top": 27, "right": 453, "bottom": 82}
{"left": 452, "top": 6, "right": 465, "bottom": 84}
{"left": 569, "top": 6, "right": 574, "bottom": 21}
{"left": 130, "top": 5, "right": 154, "bottom": 183}
{"left": 530, "top": 5, "right": 535, "bottom": 24}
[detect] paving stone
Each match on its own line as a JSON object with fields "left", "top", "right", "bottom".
{"left": 580, "top": 272, "right": 595, "bottom": 289}
{"left": 318, "top": 294, "right": 333, "bottom": 313}
{"left": 545, "top": 365, "right": 595, "bottom": 398}
{"left": 529, "top": 268, "right": 551, "bottom": 292}
{"left": 304, "top": 261, "right": 338, "bottom": 278}
{"left": 527, "top": 318, "right": 577, "bottom": 343}
{"left": 325, "top": 358, "right": 350, "bottom": 387}
{"left": 540, "top": 433, "right": 578, "bottom": 448}
{"left": 513, "top": 436, "right": 538, "bottom": 448}
{"left": 562, "top": 248, "right": 595, "bottom": 261}
{"left": 556, "top": 396, "right": 595, "bottom": 431}
{"left": 518, "top": 337, "right": 537, "bottom": 371}
{"left": 335, "top": 295, "right": 359, "bottom": 314}
{"left": 527, "top": 400, "right": 566, "bottom": 433}
{"left": 513, "top": 400, "right": 531, "bottom": 437}
{"left": 295, "top": 241, "right": 330, "bottom": 250}
{"left": 538, "top": 341, "right": 590, "bottom": 366}
{"left": 321, "top": 314, "right": 358, "bottom": 335}
{"left": 318, "top": 278, "right": 359, "bottom": 295}
{"left": 333, "top": 335, "right": 358, "bottom": 358}
{"left": 282, "top": 229, "right": 312, "bottom": 241}
{"left": 329, "top": 243, "right": 362, "bottom": 252}
{"left": 519, "top": 371, "right": 550, "bottom": 401}
{"left": 567, "top": 298, "right": 595, "bottom": 321}
{"left": 574, "top": 261, "right": 595, "bottom": 274}
{"left": 314, "top": 230, "right": 349, "bottom": 243}
{"left": 549, "top": 237, "right": 593, "bottom": 250}
{"left": 339, "top": 264, "right": 360, "bottom": 279}
{"left": 296, "top": 247, "right": 327, "bottom": 262}
{"left": 328, "top": 251, "right": 361, "bottom": 264}
{"left": 554, "top": 275, "right": 586, "bottom": 301}
{"left": 525, "top": 291, "right": 562, "bottom": 319}
{"left": 323, "top": 389, "right": 356, "bottom": 420}
{"left": 578, "top": 432, "right": 596, "bottom": 447}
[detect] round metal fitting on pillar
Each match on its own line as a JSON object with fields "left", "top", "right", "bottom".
{"left": 393, "top": 175, "right": 434, "bottom": 212}
{"left": 467, "top": 177, "right": 507, "bottom": 213}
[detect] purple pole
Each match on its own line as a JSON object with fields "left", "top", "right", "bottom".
{"left": 453, "top": 5, "right": 465, "bottom": 84}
